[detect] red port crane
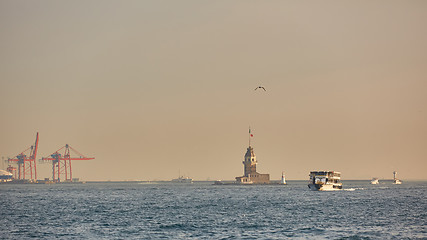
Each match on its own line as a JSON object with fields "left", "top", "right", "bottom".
{"left": 7, "top": 165, "right": 17, "bottom": 179}
{"left": 42, "top": 144, "right": 94, "bottom": 182}
{"left": 7, "top": 132, "right": 39, "bottom": 181}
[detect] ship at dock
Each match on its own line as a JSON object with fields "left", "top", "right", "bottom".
{"left": 0, "top": 169, "right": 13, "bottom": 183}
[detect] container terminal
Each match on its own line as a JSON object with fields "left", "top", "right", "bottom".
{"left": 2, "top": 132, "right": 94, "bottom": 184}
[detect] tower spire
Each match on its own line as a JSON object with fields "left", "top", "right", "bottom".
{"left": 248, "top": 126, "right": 254, "bottom": 147}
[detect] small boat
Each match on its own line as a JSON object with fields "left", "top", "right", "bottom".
{"left": 371, "top": 178, "right": 379, "bottom": 185}
{"left": 214, "top": 180, "right": 223, "bottom": 185}
{"left": 308, "top": 171, "right": 342, "bottom": 191}
{"left": 393, "top": 171, "right": 402, "bottom": 184}
{"left": 393, "top": 179, "right": 402, "bottom": 184}
{"left": 172, "top": 176, "right": 193, "bottom": 183}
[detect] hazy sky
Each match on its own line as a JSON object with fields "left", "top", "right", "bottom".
{"left": 1, "top": 1, "right": 426, "bottom": 181}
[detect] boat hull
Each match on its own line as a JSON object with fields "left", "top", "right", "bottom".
{"left": 371, "top": 178, "right": 379, "bottom": 184}
{"left": 308, "top": 183, "right": 342, "bottom": 191}
{"left": 172, "top": 177, "right": 193, "bottom": 183}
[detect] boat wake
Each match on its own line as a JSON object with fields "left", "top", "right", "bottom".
{"left": 344, "top": 188, "right": 364, "bottom": 191}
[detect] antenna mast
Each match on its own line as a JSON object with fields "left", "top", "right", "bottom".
{"left": 248, "top": 127, "right": 251, "bottom": 147}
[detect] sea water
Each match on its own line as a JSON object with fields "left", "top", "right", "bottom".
{"left": 0, "top": 181, "right": 426, "bottom": 239}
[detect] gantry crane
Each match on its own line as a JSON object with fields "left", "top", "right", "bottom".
{"left": 42, "top": 144, "right": 94, "bottom": 182}
{"left": 7, "top": 132, "right": 39, "bottom": 181}
{"left": 7, "top": 165, "right": 17, "bottom": 179}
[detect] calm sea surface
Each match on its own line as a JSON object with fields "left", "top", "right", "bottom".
{"left": 1, "top": 181, "right": 426, "bottom": 239}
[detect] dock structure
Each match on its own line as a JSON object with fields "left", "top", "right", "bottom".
{"left": 42, "top": 144, "right": 94, "bottom": 183}
{"left": 2, "top": 132, "right": 94, "bottom": 184}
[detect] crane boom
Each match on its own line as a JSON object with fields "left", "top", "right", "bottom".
{"left": 7, "top": 132, "right": 38, "bottom": 181}
{"left": 42, "top": 144, "right": 94, "bottom": 182}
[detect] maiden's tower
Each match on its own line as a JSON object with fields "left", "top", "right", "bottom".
{"left": 235, "top": 129, "right": 270, "bottom": 184}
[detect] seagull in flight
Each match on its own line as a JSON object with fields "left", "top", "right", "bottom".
{"left": 254, "top": 86, "right": 266, "bottom": 91}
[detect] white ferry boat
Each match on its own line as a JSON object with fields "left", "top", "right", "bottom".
{"left": 172, "top": 176, "right": 193, "bottom": 183}
{"left": 371, "top": 178, "right": 379, "bottom": 185}
{"left": 308, "top": 171, "right": 342, "bottom": 191}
